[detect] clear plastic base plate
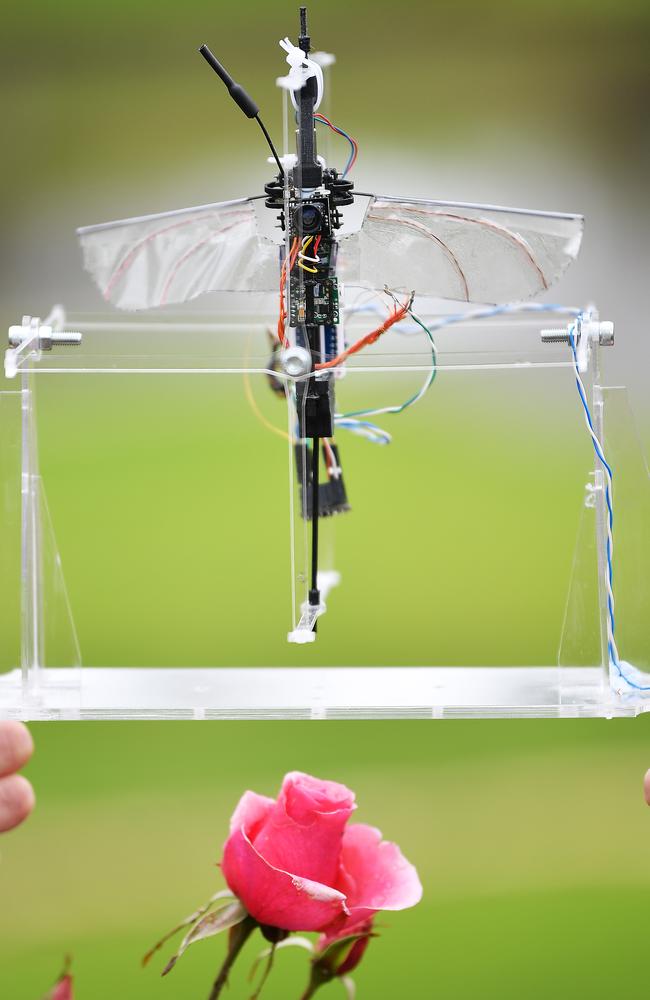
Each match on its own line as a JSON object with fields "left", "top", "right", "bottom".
{"left": 0, "top": 666, "right": 646, "bottom": 721}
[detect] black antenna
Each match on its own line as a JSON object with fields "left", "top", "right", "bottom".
{"left": 294, "top": 6, "right": 321, "bottom": 189}
{"left": 198, "top": 43, "right": 284, "bottom": 179}
{"left": 298, "top": 6, "right": 310, "bottom": 54}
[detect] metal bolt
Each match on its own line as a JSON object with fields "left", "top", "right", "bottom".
{"left": 8, "top": 324, "right": 82, "bottom": 350}
{"left": 42, "top": 330, "right": 83, "bottom": 349}
{"left": 540, "top": 328, "right": 572, "bottom": 344}
{"left": 597, "top": 321, "right": 614, "bottom": 347}
{"left": 540, "top": 321, "right": 614, "bottom": 348}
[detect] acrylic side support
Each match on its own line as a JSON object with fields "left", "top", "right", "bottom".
{"left": 17, "top": 363, "right": 81, "bottom": 708}
{"left": 0, "top": 307, "right": 648, "bottom": 719}
{"left": 0, "top": 390, "right": 21, "bottom": 678}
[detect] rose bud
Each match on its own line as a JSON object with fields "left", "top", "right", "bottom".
{"left": 310, "top": 918, "right": 374, "bottom": 982}
{"left": 42, "top": 959, "right": 73, "bottom": 1000}
{"left": 49, "top": 976, "right": 73, "bottom": 1000}
{"left": 222, "top": 772, "right": 354, "bottom": 931}
{"left": 221, "top": 772, "right": 422, "bottom": 940}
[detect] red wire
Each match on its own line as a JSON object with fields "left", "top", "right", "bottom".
{"left": 322, "top": 439, "right": 336, "bottom": 479}
{"left": 314, "top": 114, "right": 358, "bottom": 175}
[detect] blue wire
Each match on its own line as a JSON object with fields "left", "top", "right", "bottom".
{"left": 568, "top": 323, "right": 650, "bottom": 691}
{"left": 314, "top": 115, "right": 356, "bottom": 178}
{"left": 335, "top": 417, "right": 392, "bottom": 445}
{"left": 337, "top": 300, "right": 647, "bottom": 691}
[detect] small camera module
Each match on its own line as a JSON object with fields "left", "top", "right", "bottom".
{"left": 293, "top": 202, "right": 324, "bottom": 235}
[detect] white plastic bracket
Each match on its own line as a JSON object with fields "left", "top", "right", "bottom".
{"left": 287, "top": 570, "right": 341, "bottom": 644}
{"left": 276, "top": 38, "right": 324, "bottom": 111}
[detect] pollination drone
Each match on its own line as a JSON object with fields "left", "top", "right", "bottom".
{"left": 77, "top": 7, "right": 585, "bottom": 644}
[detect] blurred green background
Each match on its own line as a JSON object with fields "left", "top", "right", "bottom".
{"left": 1, "top": 0, "right": 650, "bottom": 997}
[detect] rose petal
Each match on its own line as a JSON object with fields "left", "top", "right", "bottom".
{"left": 281, "top": 772, "right": 356, "bottom": 825}
{"left": 252, "top": 772, "right": 356, "bottom": 886}
{"left": 337, "top": 824, "right": 423, "bottom": 915}
{"left": 222, "top": 826, "right": 348, "bottom": 932}
{"left": 336, "top": 932, "right": 372, "bottom": 977}
{"left": 319, "top": 824, "right": 422, "bottom": 944}
{"left": 48, "top": 974, "right": 73, "bottom": 1000}
{"left": 229, "top": 790, "right": 275, "bottom": 837}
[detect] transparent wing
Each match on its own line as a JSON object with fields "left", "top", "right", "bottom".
{"left": 337, "top": 195, "right": 584, "bottom": 305}
{"left": 77, "top": 197, "right": 280, "bottom": 310}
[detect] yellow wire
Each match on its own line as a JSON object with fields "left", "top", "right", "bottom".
{"left": 297, "top": 235, "right": 318, "bottom": 272}
{"left": 242, "top": 332, "right": 291, "bottom": 442}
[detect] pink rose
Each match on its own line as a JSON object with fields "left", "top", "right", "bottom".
{"left": 41, "top": 962, "right": 73, "bottom": 1000}
{"left": 49, "top": 977, "right": 73, "bottom": 1000}
{"left": 221, "top": 772, "right": 422, "bottom": 938}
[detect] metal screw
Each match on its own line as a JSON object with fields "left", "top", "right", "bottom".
{"left": 540, "top": 321, "right": 614, "bottom": 348}
{"left": 540, "top": 328, "right": 572, "bottom": 344}
{"left": 8, "top": 323, "right": 82, "bottom": 350}
{"left": 596, "top": 321, "right": 615, "bottom": 347}
{"left": 42, "top": 330, "right": 83, "bottom": 349}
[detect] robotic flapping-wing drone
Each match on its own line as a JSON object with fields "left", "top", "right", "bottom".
{"left": 77, "top": 6, "right": 584, "bottom": 642}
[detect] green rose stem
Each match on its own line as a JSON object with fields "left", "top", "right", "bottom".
{"left": 299, "top": 986, "right": 321, "bottom": 1000}
{"left": 298, "top": 961, "right": 334, "bottom": 1000}
{"left": 207, "top": 916, "right": 257, "bottom": 1000}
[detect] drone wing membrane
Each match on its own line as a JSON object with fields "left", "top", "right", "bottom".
{"left": 77, "top": 196, "right": 279, "bottom": 310}
{"left": 338, "top": 195, "right": 584, "bottom": 305}
{"left": 78, "top": 193, "right": 583, "bottom": 311}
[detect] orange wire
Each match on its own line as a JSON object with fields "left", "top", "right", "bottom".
{"left": 278, "top": 237, "right": 300, "bottom": 346}
{"left": 315, "top": 292, "right": 414, "bottom": 370}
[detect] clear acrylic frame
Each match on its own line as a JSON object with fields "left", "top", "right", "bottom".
{"left": 1, "top": 304, "right": 648, "bottom": 720}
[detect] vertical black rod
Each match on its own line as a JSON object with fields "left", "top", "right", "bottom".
{"left": 310, "top": 437, "right": 320, "bottom": 607}
{"left": 299, "top": 7, "right": 310, "bottom": 53}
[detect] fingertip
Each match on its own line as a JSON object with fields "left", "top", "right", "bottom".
{"left": 15, "top": 722, "right": 34, "bottom": 764}
{"left": 0, "top": 774, "right": 35, "bottom": 833}
{"left": 644, "top": 769, "right": 650, "bottom": 806}
{"left": 16, "top": 774, "right": 36, "bottom": 816}
{"left": 0, "top": 721, "right": 34, "bottom": 776}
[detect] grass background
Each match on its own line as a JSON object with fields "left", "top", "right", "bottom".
{"left": 1, "top": 0, "right": 650, "bottom": 997}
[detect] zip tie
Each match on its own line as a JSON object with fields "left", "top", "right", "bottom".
{"left": 277, "top": 38, "right": 324, "bottom": 111}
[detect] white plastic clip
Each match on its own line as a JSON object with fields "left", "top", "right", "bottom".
{"left": 287, "top": 571, "right": 340, "bottom": 644}
{"left": 276, "top": 38, "right": 324, "bottom": 111}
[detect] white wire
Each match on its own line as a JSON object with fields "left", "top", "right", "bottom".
{"left": 335, "top": 417, "right": 392, "bottom": 445}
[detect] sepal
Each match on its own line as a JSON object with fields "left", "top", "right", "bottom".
{"left": 315, "top": 926, "right": 374, "bottom": 977}
{"left": 161, "top": 899, "right": 249, "bottom": 976}
{"left": 142, "top": 888, "right": 235, "bottom": 968}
